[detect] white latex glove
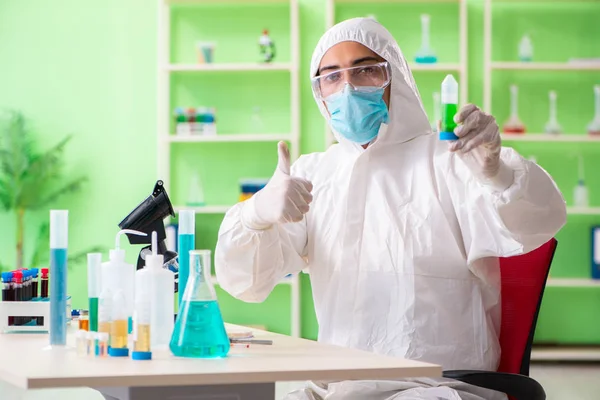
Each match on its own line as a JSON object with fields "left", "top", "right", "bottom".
{"left": 449, "top": 104, "right": 502, "bottom": 178}
{"left": 449, "top": 104, "right": 514, "bottom": 190}
{"left": 242, "top": 141, "right": 313, "bottom": 230}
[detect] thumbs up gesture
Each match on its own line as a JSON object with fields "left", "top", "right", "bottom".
{"left": 248, "top": 142, "right": 313, "bottom": 228}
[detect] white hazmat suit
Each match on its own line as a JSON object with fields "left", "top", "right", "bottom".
{"left": 215, "top": 18, "right": 566, "bottom": 400}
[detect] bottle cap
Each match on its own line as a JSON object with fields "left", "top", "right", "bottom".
{"left": 80, "top": 309, "right": 89, "bottom": 316}
{"left": 71, "top": 310, "right": 80, "bottom": 318}
{"left": 108, "top": 347, "right": 129, "bottom": 357}
{"left": 146, "top": 231, "right": 165, "bottom": 270}
{"left": 441, "top": 74, "right": 458, "bottom": 105}
{"left": 439, "top": 131, "right": 459, "bottom": 141}
{"left": 31, "top": 268, "right": 39, "bottom": 277}
{"left": 132, "top": 351, "right": 152, "bottom": 361}
{"left": 13, "top": 270, "right": 23, "bottom": 284}
{"left": 41, "top": 268, "right": 49, "bottom": 278}
{"left": 50, "top": 210, "right": 69, "bottom": 249}
{"left": 1, "top": 272, "right": 13, "bottom": 283}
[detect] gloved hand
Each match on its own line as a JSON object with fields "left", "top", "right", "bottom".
{"left": 449, "top": 103, "right": 503, "bottom": 180}
{"left": 242, "top": 141, "right": 313, "bottom": 230}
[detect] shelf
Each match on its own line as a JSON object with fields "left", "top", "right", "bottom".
{"left": 501, "top": 134, "right": 600, "bottom": 142}
{"left": 174, "top": 205, "right": 232, "bottom": 214}
{"left": 166, "top": 134, "right": 291, "bottom": 143}
{"left": 166, "top": 63, "right": 293, "bottom": 72}
{"left": 211, "top": 275, "right": 294, "bottom": 286}
{"left": 531, "top": 347, "right": 600, "bottom": 362}
{"left": 492, "top": 62, "right": 600, "bottom": 71}
{"left": 336, "top": 0, "right": 461, "bottom": 3}
{"left": 167, "top": 0, "right": 290, "bottom": 4}
{"left": 546, "top": 278, "right": 600, "bottom": 287}
{"left": 410, "top": 63, "right": 462, "bottom": 72}
{"left": 567, "top": 207, "right": 600, "bottom": 215}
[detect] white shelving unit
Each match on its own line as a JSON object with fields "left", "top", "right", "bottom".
{"left": 324, "top": 0, "right": 468, "bottom": 148}
{"left": 483, "top": 0, "right": 600, "bottom": 113}
{"left": 501, "top": 134, "right": 600, "bottom": 142}
{"left": 546, "top": 278, "right": 600, "bottom": 287}
{"left": 157, "top": 0, "right": 301, "bottom": 337}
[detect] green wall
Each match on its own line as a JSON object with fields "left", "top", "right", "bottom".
{"left": 1, "top": 0, "right": 599, "bottom": 344}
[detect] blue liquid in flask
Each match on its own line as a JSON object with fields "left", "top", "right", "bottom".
{"left": 170, "top": 300, "right": 230, "bottom": 358}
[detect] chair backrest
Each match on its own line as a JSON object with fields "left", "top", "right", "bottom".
{"left": 497, "top": 239, "right": 558, "bottom": 376}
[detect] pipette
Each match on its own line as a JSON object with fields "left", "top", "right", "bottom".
{"left": 503, "top": 85, "right": 526, "bottom": 134}
{"left": 587, "top": 85, "right": 600, "bottom": 136}
{"left": 415, "top": 14, "right": 437, "bottom": 64}
{"left": 544, "top": 91, "right": 562, "bottom": 135}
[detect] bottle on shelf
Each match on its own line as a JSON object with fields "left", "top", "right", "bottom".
{"left": 587, "top": 85, "right": 600, "bottom": 136}
{"left": 573, "top": 154, "right": 589, "bottom": 208}
{"left": 503, "top": 85, "right": 526, "bottom": 134}
{"left": 187, "top": 172, "right": 205, "bottom": 207}
{"left": 544, "top": 91, "right": 562, "bottom": 135}
{"left": 518, "top": 34, "right": 533, "bottom": 62}
{"left": 415, "top": 14, "right": 437, "bottom": 64}
{"left": 259, "top": 30, "right": 276, "bottom": 63}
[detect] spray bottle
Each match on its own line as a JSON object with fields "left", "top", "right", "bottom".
{"left": 101, "top": 230, "right": 147, "bottom": 335}
{"left": 141, "top": 231, "right": 175, "bottom": 350}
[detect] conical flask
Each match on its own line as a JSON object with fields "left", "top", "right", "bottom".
{"left": 169, "top": 250, "right": 230, "bottom": 358}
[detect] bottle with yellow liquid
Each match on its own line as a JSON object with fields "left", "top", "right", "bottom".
{"left": 109, "top": 289, "right": 129, "bottom": 357}
{"left": 132, "top": 262, "right": 152, "bottom": 360}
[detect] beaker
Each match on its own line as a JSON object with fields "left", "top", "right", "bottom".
{"left": 169, "top": 250, "right": 230, "bottom": 358}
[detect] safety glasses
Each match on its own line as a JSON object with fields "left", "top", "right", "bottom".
{"left": 312, "top": 61, "right": 392, "bottom": 100}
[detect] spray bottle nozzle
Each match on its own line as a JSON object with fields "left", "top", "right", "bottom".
{"left": 116, "top": 229, "right": 147, "bottom": 250}
{"left": 152, "top": 231, "right": 158, "bottom": 257}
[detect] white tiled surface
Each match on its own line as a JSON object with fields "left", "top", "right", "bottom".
{"left": 0, "top": 365, "right": 598, "bottom": 400}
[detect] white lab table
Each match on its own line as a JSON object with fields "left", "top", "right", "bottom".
{"left": 0, "top": 324, "right": 441, "bottom": 400}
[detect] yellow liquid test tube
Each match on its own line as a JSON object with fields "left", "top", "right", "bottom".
{"left": 108, "top": 290, "right": 130, "bottom": 357}
{"left": 111, "top": 319, "right": 129, "bottom": 349}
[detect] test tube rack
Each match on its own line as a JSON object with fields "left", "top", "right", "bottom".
{"left": 0, "top": 297, "right": 72, "bottom": 333}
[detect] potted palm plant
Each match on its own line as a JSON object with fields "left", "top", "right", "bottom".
{"left": 0, "top": 111, "right": 102, "bottom": 271}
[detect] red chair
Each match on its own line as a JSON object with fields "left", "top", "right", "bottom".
{"left": 443, "top": 239, "right": 558, "bottom": 400}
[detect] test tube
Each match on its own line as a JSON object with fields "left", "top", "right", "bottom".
{"left": 40, "top": 268, "right": 49, "bottom": 298}
{"left": 96, "top": 332, "right": 109, "bottom": 357}
{"left": 132, "top": 298, "right": 152, "bottom": 361}
{"left": 108, "top": 289, "right": 129, "bottom": 357}
{"left": 76, "top": 330, "right": 88, "bottom": 357}
{"left": 79, "top": 310, "right": 90, "bottom": 331}
{"left": 2, "top": 272, "right": 14, "bottom": 327}
{"left": 31, "top": 268, "right": 39, "bottom": 299}
{"left": 98, "top": 288, "right": 112, "bottom": 347}
{"left": 86, "top": 331, "right": 96, "bottom": 356}
{"left": 178, "top": 210, "right": 195, "bottom": 305}
{"left": 13, "top": 271, "right": 23, "bottom": 326}
{"left": 87, "top": 253, "right": 102, "bottom": 332}
{"left": 49, "top": 210, "right": 68, "bottom": 347}
{"left": 439, "top": 74, "right": 459, "bottom": 141}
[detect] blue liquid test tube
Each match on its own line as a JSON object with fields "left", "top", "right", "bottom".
{"left": 50, "top": 210, "right": 68, "bottom": 346}
{"left": 178, "top": 210, "right": 195, "bottom": 306}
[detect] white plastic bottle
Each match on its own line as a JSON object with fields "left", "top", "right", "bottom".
{"left": 137, "top": 231, "right": 175, "bottom": 350}
{"left": 101, "top": 229, "right": 147, "bottom": 334}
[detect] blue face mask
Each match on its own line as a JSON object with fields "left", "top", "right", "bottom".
{"left": 324, "top": 85, "right": 389, "bottom": 145}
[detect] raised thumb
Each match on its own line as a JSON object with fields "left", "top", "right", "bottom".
{"left": 276, "top": 141, "right": 291, "bottom": 175}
